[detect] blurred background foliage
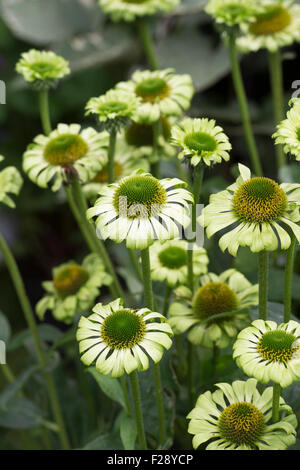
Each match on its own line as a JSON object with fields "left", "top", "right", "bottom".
{"left": 0, "top": 0, "right": 300, "bottom": 449}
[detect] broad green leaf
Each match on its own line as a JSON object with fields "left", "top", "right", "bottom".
{"left": 80, "top": 432, "right": 122, "bottom": 450}
{"left": 156, "top": 18, "right": 231, "bottom": 91}
{"left": 120, "top": 411, "right": 137, "bottom": 450}
{"left": 0, "top": 397, "right": 44, "bottom": 429}
{"left": 7, "top": 324, "right": 63, "bottom": 351}
{"left": 0, "top": 0, "right": 102, "bottom": 45}
{"left": 0, "top": 365, "right": 39, "bottom": 408}
{"left": 250, "top": 302, "right": 298, "bottom": 324}
{"left": 87, "top": 367, "right": 125, "bottom": 409}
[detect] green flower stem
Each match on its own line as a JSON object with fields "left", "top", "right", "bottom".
{"left": 120, "top": 375, "right": 132, "bottom": 415}
{"left": 258, "top": 251, "right": 269, "bottom": 320}
{"left": 128, "top": 249, "right": 143, "bottom": 281}
{"left": 188, "top": 342, "right": 195, "bottom": 409}
{"left": 108, "top": 129, "right": 117, "bottom": 184}
{"left": 187, "top": 164, "right": 204, "bottom": 408}
{"left": 0, "top": 232, "right": 70, "bottom": 450}
{"left": 39, "top": 90, "right": 52, "bottom": 136}
{"left": 151, "top": 119, "right": 161, "bottom": 178}
{"left": 268, "top": 50, "right": 285, "bottom": 169}
{"left": 1, "top": 364, "right": 15, "bottom": 384}
{"left": 228, "top": 34, "right": 263, "bottom": 177}
{"left": 272, "top": 383, "right": 281, "bottom": 423}
{"left": 284, "top": 234, "right": 297, "bottom": 323}
{"left": 69, "top": 177, "right": 124, "bottom": 299}
{"left": 140, "top": 247, "right": 155, "bottom": 309}
{"left": 162, "top": 284, "right": 172, "bottom": 317}
{"left": 129, "top": 371, "right": 147, "bottom": 450}
{"left": 137, "top": 19, "right": 159, "bottom": 70}
{"left": 140, "top": 246, "right": 167, "bottom": 446}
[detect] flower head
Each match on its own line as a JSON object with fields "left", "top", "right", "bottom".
{"left": 76, "top": 298, "right": 173, "bottom": 377}
{"left": 99, "top": 0, "right": 179, "bottom": 22}
{"left": 205, "top": 0, "right": 259, "bottom": 27}
{"left": 171, "top": 118, "right": 231, "bottom": 167}
{"left": 149, "top": 240, "right": 209, "bottom": 287}
{"left": 116, "top": 68, "right": 194, "bottom": 124}
{"left": 187, "top": 378, "right": 297, "bottom": 450}
{"left": 200, "top": 163, "right": 300, "bottom": 256}
{"left": 36, "top": 254, "right": 112, "bottom": 324}
{"left": 233, "top": 319, "right": 300, "bottom": 388}
{"left": 85, "top": 89, "right": 140, "bottom": 132}
{"left": 87, "top": 170, "right": 193, "bottom": 250}
{"left": 83, "top": 134, "right": 150, "bottom": 202}
{"left": 16, "top": 49, "right": 70, "bottom": 90}
{"left": 23, "top": 124, "right": 107, "bottom": 191}
{"left": 0, "top": 157, "right": 23, "bottom": 208}
{"left": 237, "top": 0, "right": 300, "bottom": 52}
{"left": 169, "top": 269, "right": 258, "bottom": 348}
{"left": 273, "top": 98, "right": 300, "bottom": 161}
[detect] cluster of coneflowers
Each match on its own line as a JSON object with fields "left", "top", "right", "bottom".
{"left": 1, "top": 0, "right": 300, "bottom": 451}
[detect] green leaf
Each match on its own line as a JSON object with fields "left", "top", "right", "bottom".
{"left": 0, "top": 0, "right": 102, "bottom": 45}
{"left": 250, "top": 302, "right": 298, "bottom": 324}
{"left": 156, "top": 18, "right": 231, "bottom": 91}
{"left": 120, "top": 411, "right": 137, "bottom": 450}
{"left": 7, "top": 324, "right": 63, "bottom": 351}
{"left": 0, "top": 311, "right": 11, "bottom": 343}
{"left": 80, "top": 432, "right": 122, "bottom": 450}
{"left": 0, "top": 397, "right": 44, "bottom": 429}
{"left": 87, "top": 367, "right": 125, "bottom": 409}
{"left": 269, "top": 268, "right": 300, "bottom": 302}
{"left": 0, "top": 365, "right": 39, "bottom": 408}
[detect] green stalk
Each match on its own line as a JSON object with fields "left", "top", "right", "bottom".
{"left": 70, "top": 177, "right": 124, "bottom": 299}
{"left": 187, "top": 165, "right": 204, "bottom": 293}
{"left": 128, "top": 248, "right": 143, "bottom": 282}
{"left": 272, "top": 383, "right": 281, "bottom": 423}
{"left": 162, "top": 284, "right": 172, "bottom": 317}
{"left": 284, "top": 234, "right": 296, "bottom": 323}
{"left": 1, "top": 364, "right": 14, "bottom": 383}
{"left": 228, "top": 34, "right": 263, "bottom": 176}
{"left": 129, "top": 371, "right": 147, "bottom": 450}
{"left": 39, "top": 90, "right": 52, "bottom": 136}
{"left": 108, "top": 129, "right": 117, "bottom": 184}
{"left": 187, "top": 164, "right": 204, "bottom": 408}
{"left": 0, "top": 233, "right": 70, "bottom": 450}
{"left": 268, "top": 50, "right": 285, "bottom": 168}
{"left": 258, "top": 251, "right": 269, "bottom": 320}
{"left": 140, "top": 246, "right": 166, "bottom": 446}
{"left": 137, "top": 19, "right": 159, "bottom": 70}
{"left": 151, "top": 119, "right": 161, "bottom": 178}
{"left": 120, "top": 375, "right": 132, "bottom": 415}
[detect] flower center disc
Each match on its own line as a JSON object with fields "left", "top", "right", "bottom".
{"left": 249, "top": 6, "right": 291, "bottom": 35}
{"left": 100, "top": 101, "right": 128, "bottom": 115}
{"left": 93, "top": 162, "right": 123, "bottom": 183}
{"left": 184, "top": 132, "right": 217, "bottom": 153}
{"left": 158, "top": 246, "right": 187, "bottom": 269}
{"left": 54, "top": 265, "right": 89, "bottom": 298}
{"left": 218, "top": 402, "right": 265, "bottom": 446}
{"left": 192, "top": 282, "right": 238, "bottom": 321}
{"left": 113, "top": 175, "right": 167, "bottom": 218}
{"left": 44, "top": 133, "right": 88, "bottom": 166}
{"left": 135, "top": 78, "right": 170, "bottom": 103}
{"left": 232, "top": 177, "right": 287, "bottom": 223}
{"left": 32, "top": 62, "right": 55, "bottom": 74}
{"left": 101, "top": 309, "right": 146, "bottom": 349}
{"left": 125, "top": 117, "right": 171, "bottom": 147}
{"left": 257, "top": 330, "right": 299, "bottom": 363}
